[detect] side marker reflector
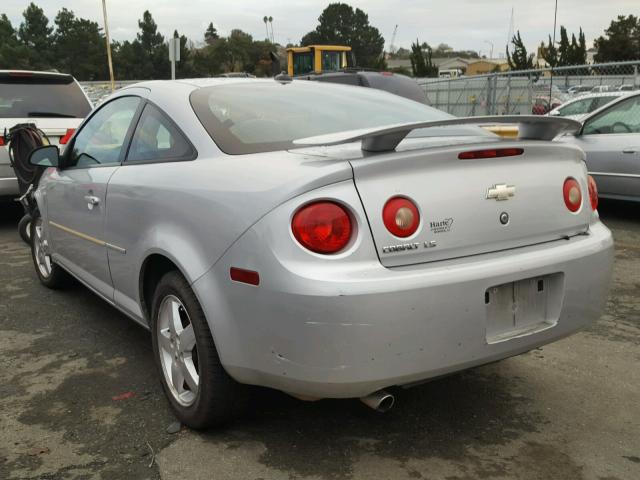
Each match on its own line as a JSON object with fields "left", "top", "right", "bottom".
{"left": 230, "top": 267, "right": 260, "bottom": 286}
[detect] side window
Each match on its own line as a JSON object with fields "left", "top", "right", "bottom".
{"left": 67, "top": 96, "right": 140, "bottom": 168}
{"left": 558, "top": 98, "right": 592, "bottom": 116}
{"left": 127, "top": 104, "right": 194, "bottom": 163}
{"left": 583, "top": 96, "right": 640, "bottom": 135}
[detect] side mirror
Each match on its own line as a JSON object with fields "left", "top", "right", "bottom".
{"left": 29, "top": 145, "right": 60, "bottom": 167}
{"left": 549, "top": 110, "right": 560, "bottom": 116}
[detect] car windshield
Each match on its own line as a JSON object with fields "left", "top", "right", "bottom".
{"left": 190, "top": 81, "right": 463, "bottom": 154}
{"left": 0, "top": 73, "right": 91, "bottom": 118}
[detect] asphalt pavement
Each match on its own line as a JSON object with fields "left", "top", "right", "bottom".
{"left": 1, "top": 200, "right": 639, "bottom": 480}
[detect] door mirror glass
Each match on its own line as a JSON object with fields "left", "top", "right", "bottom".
{"left": 29, "top": 145, "right": 60, "bottom": 167}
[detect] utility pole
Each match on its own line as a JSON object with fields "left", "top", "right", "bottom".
{"left": 101, "top": 0, "right": 115, "bottom": 92}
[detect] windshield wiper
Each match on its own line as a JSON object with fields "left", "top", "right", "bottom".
{"left": 27, "top": 111, "right": 76, "bottom": 118}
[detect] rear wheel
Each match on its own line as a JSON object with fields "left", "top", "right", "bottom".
{"left": 18, "top": 214, "right": 32, "bottom": 245}
{"left": 151, "top": 271, "right": 247, "bottom": 429}
{"left": 30, "top": 211, "right": 70, "bottom": 289}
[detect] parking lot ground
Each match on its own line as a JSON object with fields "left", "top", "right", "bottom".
{"left": 0, "top": 200, "right": 639, "bottom": 480}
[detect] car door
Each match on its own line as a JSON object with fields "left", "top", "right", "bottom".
{"left": 105, "top": 102, "right": 196, "bottom": 320}
{"left": 46, "top": 95, "right": 142, "bottom": 298}
{"left": 571, "top": 95, "right": 640, "bottom": 199}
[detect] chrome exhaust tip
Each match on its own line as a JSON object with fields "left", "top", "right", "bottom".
{"left": 360, "top": 390, "right": 395, "bottom": 412}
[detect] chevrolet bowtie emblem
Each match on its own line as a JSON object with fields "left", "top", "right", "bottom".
{"left": 486, "top": 184, "right": 516, "bottom": 201}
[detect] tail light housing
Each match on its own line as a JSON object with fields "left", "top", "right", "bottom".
{"left": 292, "top": 201, "right": 352, "bottom": 254}
{"left": 587, "top": 175, "right": 598, "bottom": 211}
{"left": 0, "top": 136, "right": 5, "bottom": 146}
{"left": 563, "top": 177, "right": 582, "bottom": 212}
{"left": 59, "top": 128, "right": 75, "bottom": 145}
{"left": 383, "top": 196, "right": 420, "bottom": 237}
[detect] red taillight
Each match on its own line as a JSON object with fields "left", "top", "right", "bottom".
{"left": 587, "top": 175, "right": 598, "bottom": 211}
{"left": 0, "top": 136, "right": 5, "bottom": 146}
{"left": 458, "top": 148, "right": 524, "bottom": 160}
{"left": 230, "top": 267, "right": 260, "bottom": 286}
{"left": 292, "top": 201, "right": 352, "bottom": 254}
{"left": 563, "top": 177, "right": 582, "bottom": 212}
{"left": 382, "top": 196, "right": 420, "bottom": 238}
{"left": 59, "top": 128, "right": 75, "bottom": 145}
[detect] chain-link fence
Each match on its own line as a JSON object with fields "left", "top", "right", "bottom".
{"left": 80, "top": 80, "right": 139, "bottom": 105}
{"left": 416, "top": 61, "right": 640, "bottom": 117}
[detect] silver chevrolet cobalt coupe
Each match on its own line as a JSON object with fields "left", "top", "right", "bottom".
{"left": 27, "top": 78, "right": 613, "bottom": 428}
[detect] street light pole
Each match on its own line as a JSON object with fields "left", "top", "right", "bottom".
{"left": 101, "top": 0, "right": 115, "bottom": 92}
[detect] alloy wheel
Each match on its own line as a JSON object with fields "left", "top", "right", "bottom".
{"left": 157, "top": 295, "right": 199, "bottom": 406}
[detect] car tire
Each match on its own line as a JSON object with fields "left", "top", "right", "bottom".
{"left": 30, "top": 210, "right": 71, "bottom": 289}
{"left": 18, "top": 214, "right": 32, "bottom": 245}
{"left": 151, "top": 271, "right": 247, "bottom": 429}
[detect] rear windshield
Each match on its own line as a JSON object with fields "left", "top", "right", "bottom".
{"left": 190, "top": 81, "right": 462, "bottom": 154}
{"left": 0, "top": 73, "right": 92, "bottom": 118}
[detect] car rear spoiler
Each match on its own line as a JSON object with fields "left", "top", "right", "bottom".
{"left": 293, "top": 115, "right": 582, "bottom": 152}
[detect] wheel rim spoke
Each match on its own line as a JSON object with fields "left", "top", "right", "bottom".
{"left": 170, "top": 359, "right": 185, "bottom": 393}
{"left": 158, "top": 328, "right": 172, "bottom": 353}
{"left": 157, "top": 294, "right": 199, "bottom": 407}
{"left": 181, "top": 358, "right": 199, "bottom": 392}
{"left": 178, "top": 324, "right": 196, "bottom": 352}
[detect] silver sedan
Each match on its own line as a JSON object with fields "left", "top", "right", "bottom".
{"left": 561, "top": 91, "right": 640, "bottom": 201}
{"left": 27, "top": 78, "right": 613, "bottom": 428}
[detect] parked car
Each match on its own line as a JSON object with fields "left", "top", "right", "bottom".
{"left": 617, "top": 84, "right": 636, "bottom": 92}
{"left": 567, "top": 85, "right": 594, "bottom": 96}
{"left": 532, "top": 96, "right": 563, "bottom": 115}
{"left": 0, "top": 70, "right": 92, "bottom": 201}
{"left": 297, "top": 69, "right": 427, "bottom": 104}
{"left": 590, "top": 85, "right": 612, "bottom": 93}
{"left": 560, "top": 91, "right": 640, "bottom": 202}
{"left": 28, "top": 78, "right": 613, "bottom": 428}
{"left": 548, "top": 92, "right": 628, "bottom": 121}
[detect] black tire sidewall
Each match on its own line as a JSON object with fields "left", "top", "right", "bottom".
{"left": 150, "top": 271, "right": 241, "bottom": 429}
{"left": 18, "top": 214, "right": 32, "bottom": 245}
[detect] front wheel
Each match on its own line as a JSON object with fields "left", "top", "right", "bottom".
{"left": 30, "top": 211, "right": 70, "bottom": 289}
{"left": 151, "top": 271, "right": 247, "bottom": 429}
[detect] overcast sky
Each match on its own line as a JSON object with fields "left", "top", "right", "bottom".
{"left": 2, "top": 1, "right": 638, "bottom": 55}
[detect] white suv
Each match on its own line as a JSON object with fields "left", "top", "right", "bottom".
{"left": 0, "top": 70, "right": 92, "bottom": 200}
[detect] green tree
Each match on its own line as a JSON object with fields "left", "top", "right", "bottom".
{"left": 53, "top": 8, "right": 107, "bottom": 80}
{"left": 0, "top": 14, "right": 30, "bottom": 69}
{"left": 506, "top": 31, "right": 534, "bottom": 70}
{"left": 594, "top": 15, "right": 640, "bottom": 62}
{"left": 204, "top": 22, "right": 219, "bottom": 45}
{"left": 18, "top": 2, "right": 53, "bottom": 70}
{"left": 539, "top": 35, "right": 558, "bottom": 67}
{"left": 557, "top": 26, "right": 571, "bottom": 66}
{"left": 135, "top": 10, "right": 168, "bottom": 79}
{"left": 409, "top": 40, "right": 437, "bottom": 77}
{"left": 300, "top": 3, "right": 385, "bottom": 68}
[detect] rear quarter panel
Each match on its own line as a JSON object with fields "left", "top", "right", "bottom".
{"left": 105, "top": 146, "right": 352, "bottom": 322}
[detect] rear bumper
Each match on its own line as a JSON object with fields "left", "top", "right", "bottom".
{"left": 194, "top": 221, "right": 613, "bottom": 398}
{"left": 0, "top": 176, "right": 19, "bottom": 199}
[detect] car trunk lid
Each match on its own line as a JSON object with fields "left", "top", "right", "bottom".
{"left": 349, "top": 141, "right": 591, "bottom": 267}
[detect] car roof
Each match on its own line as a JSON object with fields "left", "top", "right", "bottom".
{"left": 0, "top": 70, "right": 75, "bottom": 81}
{"left": 563, "top": 91, "right": 628, "bottom": 102}
{"left": 134, "top": 77, "right": 273, "bottom": 90}
{"left": 577, "top": 90, "right": 640, "bottom": 121}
